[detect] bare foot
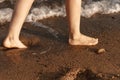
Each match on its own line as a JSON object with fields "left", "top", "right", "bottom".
{"left": 69, "top": 34, "right": 98, "bottom": 46}
{"left": 3, "top": 38, "right": 27, "bottom": 49}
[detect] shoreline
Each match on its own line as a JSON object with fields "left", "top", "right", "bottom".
{"left": 0, "top": 14, "right": 120, "bottom": 80}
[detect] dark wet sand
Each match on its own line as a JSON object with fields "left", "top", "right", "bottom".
{"left": 0, "top": 13, "right": 120, "bottom": 80}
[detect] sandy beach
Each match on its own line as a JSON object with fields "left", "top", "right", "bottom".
{"left": 0, "top": 13, "right": 120, "bottom": 80}
{"left": 0, "top": 0, "right": 120, "bottom": 80}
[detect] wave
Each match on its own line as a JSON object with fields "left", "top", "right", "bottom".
{"left": 0, "top": 0, "right": 120, "bottom": 23}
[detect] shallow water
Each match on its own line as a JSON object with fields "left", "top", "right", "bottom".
{"left": 0, "top": 0, "right": 120, "bottom": 23}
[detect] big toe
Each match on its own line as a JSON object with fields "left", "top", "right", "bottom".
{"left": 17, "top": 44, "right": 27, "bottom": 48}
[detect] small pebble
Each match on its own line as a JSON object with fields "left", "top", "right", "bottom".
{"left": 117, "top": 74, "right": 120, "bottom": 77}
{"left": 97, "top": 48, "right": 106, "bottom": 54}
{"left": 112, "top": 76, "right": 115, "bottom": 79}
{"left": 32, "top": 53, "right": 37, "bottom": 55}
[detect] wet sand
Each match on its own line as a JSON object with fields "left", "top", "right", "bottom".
{"left": 0, "top": 13, "right": 120, "bottom": 80}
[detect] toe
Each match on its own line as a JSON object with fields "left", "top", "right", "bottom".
{"left": 89, "top": 38, "right": 98, "bottom": 45}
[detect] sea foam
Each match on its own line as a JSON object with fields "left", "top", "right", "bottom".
{"left": 0, "top": 0, "right": 120, "bottom": 23}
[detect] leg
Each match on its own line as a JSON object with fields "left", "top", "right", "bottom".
{"left": 3, "top": 0, "right": 34, "bottom": 48}
{"left": 66, "top": 0, "right": 98, "bottom": 46}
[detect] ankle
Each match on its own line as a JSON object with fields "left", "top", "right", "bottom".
{"left": 5, "top": 36, "right": 19, "bottom": 42}
{"left": 69, "top": 33, "right": 81, "bottom": 40}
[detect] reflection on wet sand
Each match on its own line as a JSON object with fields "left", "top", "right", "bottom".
{"left": 4, "top": 49, "right": 26, "bottom": 64}
{"left": 0, "top": 15, "right": 120, "bottom": 80}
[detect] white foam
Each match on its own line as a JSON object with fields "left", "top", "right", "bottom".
{"left": 82, "top": 0, "right": 120, "bottom": 17}
{"left": 26, "top": 5, "right": 66, "bottom": 22}
{"left": 0, "top": 8, "right": 13, "bottom": 23}
{"left": 0, "top": 0, "right": 120, "bottom": 23}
